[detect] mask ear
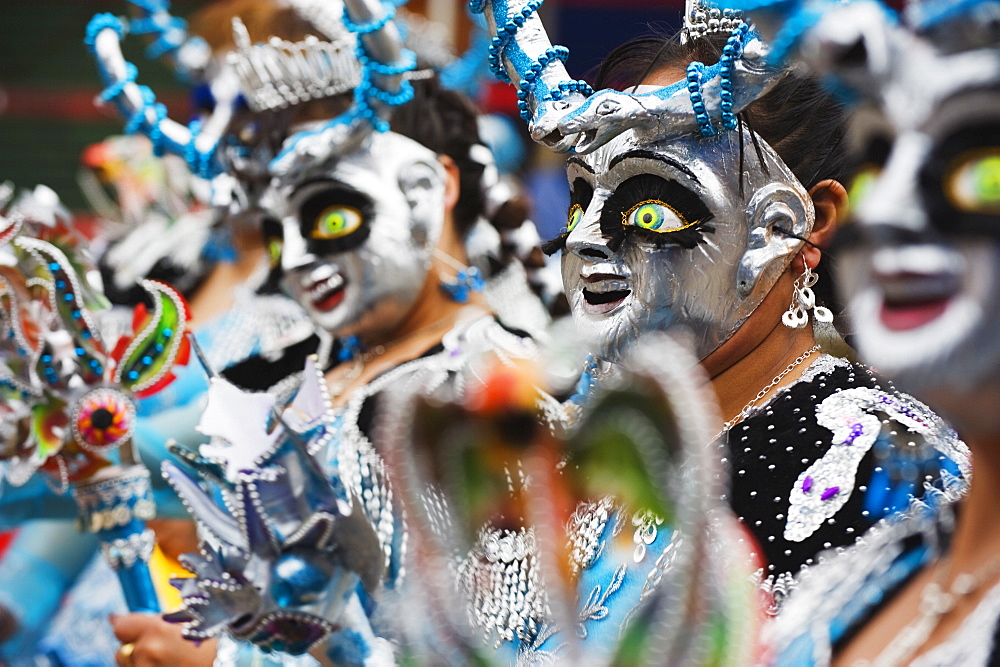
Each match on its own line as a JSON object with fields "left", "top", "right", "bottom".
{"left": 398, "top": 160, "right": 446, "bottom": 249}
{"left": 736, "top": 182, "right": 815, "bottom": 299}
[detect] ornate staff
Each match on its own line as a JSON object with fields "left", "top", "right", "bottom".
{"left": 0, "top": 191, "right": 190, "bottom": 612}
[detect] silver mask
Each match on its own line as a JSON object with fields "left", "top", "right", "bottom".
{"left": 560, "top": 118, "right": 814, "bottom": 362}
{"left": 275, "top": 131, "right": 447, "bottom": 340}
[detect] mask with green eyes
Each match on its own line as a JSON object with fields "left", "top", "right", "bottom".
{"left": 270, "top": 131, "right": 447, "bottom": 340}
{"left": 555, "top": 125, "right": 815, "bottom": 363}
{"left": 832, "top": 54, "right": 1000, "bottom": 431}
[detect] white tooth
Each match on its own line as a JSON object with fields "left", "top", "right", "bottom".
{"left": 581, "top": 263, "right": 631, "bottom": 280}
{"left": 310, "top": 264, "right": 336, "bottom": 282}
{"left": 324, "top": 274, "right": 343, "bottom": 291}
{"left": 872, "top": 245, "right": 965, "bottom": 275}
{"left": 587, "top": 279, "right": 629, "bottom": 294}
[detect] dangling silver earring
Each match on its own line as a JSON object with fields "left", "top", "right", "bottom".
{"left": 782, "top": 265, "right": 834, "bottom": 328}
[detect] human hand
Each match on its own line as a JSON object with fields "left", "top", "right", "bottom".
{"left": 0, "top": 602, "right": 17, "bottom": 644}
{"left": 110, "top": 613, "right": 216, "bottom": 667}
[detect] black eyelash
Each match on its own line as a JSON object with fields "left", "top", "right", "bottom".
{"left": 601, "top": 175, "right": 715, "bottom": 249}
{"left": 541, "top": 233, "right": 568, "bottom": 255}
{"left": 297, "top": 185, "right": 375, "bottom": 254}
{"left": 542, "top": 178, "right": 594, "bottom": 255}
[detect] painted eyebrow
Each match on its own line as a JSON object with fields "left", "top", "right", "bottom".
{"left": 566, "top": 156, "right": 595, "bottom": 174}
{"left": 608, "top": 149, "right": 700, "bottom": 184}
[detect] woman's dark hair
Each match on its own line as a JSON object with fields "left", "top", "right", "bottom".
{"left": 595, "top": 32, "right": 851, "bottom": 317}
{"left": 390, "top": 75, "right": 486, "bottom": 237}
{"left": 594, "top": 33, "right": 852, "bottom": 188}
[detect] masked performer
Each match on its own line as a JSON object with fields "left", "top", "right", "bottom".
{"left": 467, "top": 0, "right": 970, "bottom": 607}
{"left": 147, "top": 2, "right": 970, "bottom": 662}
{"left": 86, "top": 0, "right": 543, "bottom": 663}
{"left": 731, "top": 0, "right": 1000, "bottom": 663}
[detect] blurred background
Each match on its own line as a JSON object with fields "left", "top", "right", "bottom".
{"left": 0, "top": 0, "right": 681, "bottom": 225}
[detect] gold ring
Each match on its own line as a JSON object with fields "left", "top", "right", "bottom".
{"left": 119, "top": 642, "right": 136, "bottom": 666}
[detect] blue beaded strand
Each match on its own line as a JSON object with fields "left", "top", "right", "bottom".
{"left": 719, "top": 23, "right": 751, "bottom": 130}
{"left": 686, "top": 62, "right": 716, "bottom": 137}
{"left": 341, "top": 2, "right": 417, "bottom": 135}
{"left": 342, "top": 3, "right": 394, "bottom": 34}
{"left": 471, "top": 0, "right": 592, "bottom": 121}
{"left": 85, "top": 13, "right": 220, "bottom": 177}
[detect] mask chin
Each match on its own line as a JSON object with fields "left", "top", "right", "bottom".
{"left": 850, "top": 241, "right": 1000, "bottom": 420}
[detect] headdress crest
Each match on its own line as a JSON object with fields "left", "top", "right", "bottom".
{"left": 227, "top": 16, "right": 361, "bottom": 113}
{"left": 469, "top": 0, "right": 780, "bottom": 153}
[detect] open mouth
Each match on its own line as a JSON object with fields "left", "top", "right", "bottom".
{"left": 581, "top": 273, "right": 631, "bottom": 314}
{"left": 872, "top": 246, "right": 963, "bottom": 332}
{"left": 878, "top": 273, "right": 958, "bottom": 331}
{"left": 306, "top": 271, "right": 347, "bottom": 312}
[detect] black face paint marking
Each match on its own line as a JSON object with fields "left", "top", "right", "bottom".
{"left": 600, "top": 174, "right": 715, "bottom": 250}
{"left": 921, "top": 121, "right": 1000, "bottom": 238}
{"left": 543, "top": 177, "right": 595, "bottom": 255}
{"left": 608, "top": 150, "right": 701, "bottom": 184}
{"left": 295, "top": 183, "right": 375, "bottom": 254}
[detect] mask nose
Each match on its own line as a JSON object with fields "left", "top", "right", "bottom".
{"left": 280, "top": 216, "right": 316, "bottom": 272}
{"left": 565, "top": 202, "right": 612, "bottom": 261}
{"left": 854, "top": 134, "right": 930, "bottom": 234}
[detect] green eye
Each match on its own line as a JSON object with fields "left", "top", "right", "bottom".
{"left": 567, "top": 203, "right": 583, "bottom": 232}
{"left": 622, "top": 200, "right": 692, "bottom": 233}
{"left": 267, "top": 238, "right": 282, "bottom": 268}
{"left": 946, "top": 149, "right": 1000, "bottom": 214}
{"left": 847, "top": 166, "right": 881, "bottom": 214}
{"left": 312, "top": 206, "right": 363, "bottom": 240}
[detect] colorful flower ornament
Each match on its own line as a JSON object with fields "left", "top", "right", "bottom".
{"left": 71, "top": 387, "right": 136, "bottom": 452}
{"left": 0, "top": 185, "right": 191, "bottom": 613}
{"left": 0, "top": 199, "right": 192, "bottom": 475}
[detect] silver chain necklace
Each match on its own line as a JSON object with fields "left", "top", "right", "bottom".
{"left": 716, "top": 344, "right": 822, "bottom": 439}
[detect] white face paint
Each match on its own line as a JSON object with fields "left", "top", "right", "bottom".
{"left": 274, "top": 132, "right": 447, "bottom": 340}
{"left": 837, "top": 76, "right": 1000, "bottom": 429}
{"left": 559, "top": 128, "right": 814, "bottom": 362}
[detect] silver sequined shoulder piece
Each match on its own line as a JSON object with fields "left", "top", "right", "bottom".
{"left": 456, "top": 497, "right": 618, "bottom": 650}
{"left": 458, "top": 525, "right": 547, "bottom": 648}
{"left": 204, "top": 283, "right": 314, "bottom": 371}
{"left": 784, "top": 385, "right": 969, "bottom": 543}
